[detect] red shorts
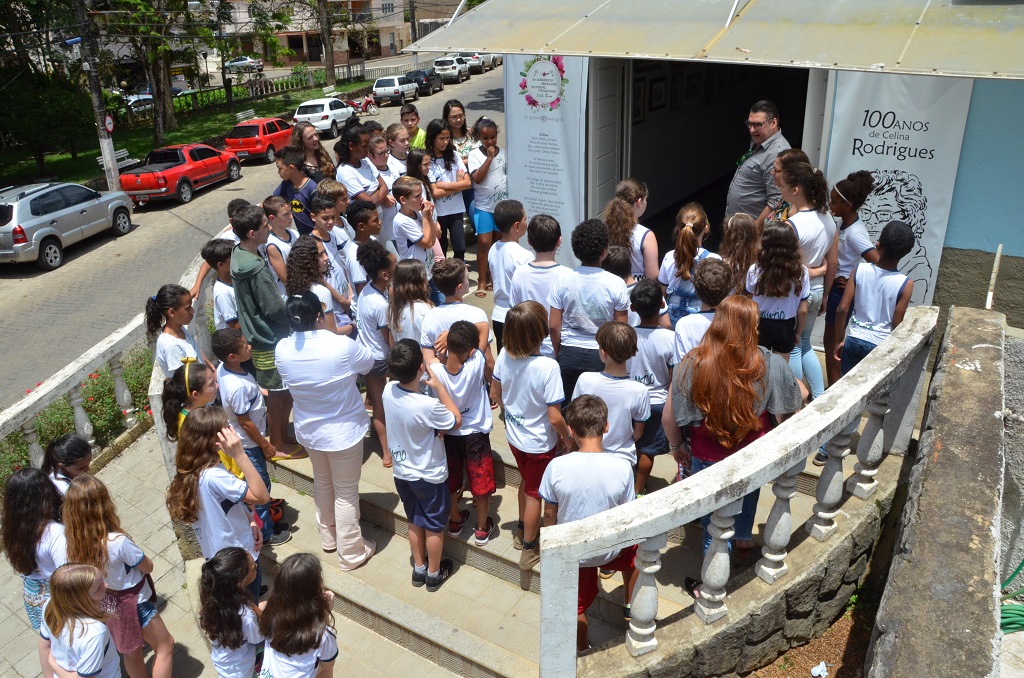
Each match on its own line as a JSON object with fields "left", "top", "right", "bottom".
{"left": 578, "top": 544, "right": 638, "bottom": 615}
{"left": 444, "top": 432, "right": 496, "bottom": 497}
{"left": 509, "top": 444, "right": 558, "bottom": 499}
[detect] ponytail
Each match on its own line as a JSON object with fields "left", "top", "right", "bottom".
{"left": 145, "top": 284, "right": 189, "bottom": 340}
{"left": 161, "top": 361, "right": 212, "bottom": 441}
{"left": 781, "top": 162, "right": 829, "bottom": 213}
{"left": 673, "top": 202, "right": 708, "bottom": 281}
{"left": 614, "top": 177, "right": 648, "bottom": 206}
{"left": 834, "top": 170, "right": 875, "bottom": 211}
{"left": 601, "top": 197, "right": 636, "bottom": 249}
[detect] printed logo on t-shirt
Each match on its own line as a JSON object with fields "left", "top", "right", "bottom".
{"left": 634, "top": 373, "right": 656, "bottom": 386}
{"left": 391, "top": 447, "right": 408, "bottom": 464}
{"left": 291, "top": 199, "right": 306, "bottom": 214}
{"left": 505, "top": 412, "right": 526, "bottom": 429}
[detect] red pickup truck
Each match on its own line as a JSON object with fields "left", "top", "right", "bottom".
{"left": 120, "top": 144, "right": 240, "bottom": 205}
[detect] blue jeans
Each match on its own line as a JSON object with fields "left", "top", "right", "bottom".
{"left": 245, "top": 446, "right": 273, "bottom": 540}
{"left": 790, "top": 286, "right": 825, "bottom": 399}
{"left": 691, "top": 457, "right": 760, "bottom": 554}
{"left": 246, "top": 555, "right": 262, "bottom": 603}
{"left": 556, "top": 345, "right": 604, "bottom": 406}
{"left": 840, "top": 335, "right": 877, "bottom": 376}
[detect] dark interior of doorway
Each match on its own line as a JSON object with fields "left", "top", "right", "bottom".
{"left": 629, "top": 62, "right": 809, "bottom": 254}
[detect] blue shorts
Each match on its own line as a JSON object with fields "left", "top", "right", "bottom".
{"left": 395, "top": 477, "right": 451, "bottom": 533}
{"left": 636, "top": 403, "right": 668, "bottom": 456}
{"left": 22, "top": 577, "right": 49, "bottom": 631}
{"left": 473, "top": 207, "right": 497, "bottom": 235}
{"left": 825, "top": 283, "right": 846, "bottom": 326}
{"left": 138, "top": 600, "right": 158, "bottom": 627}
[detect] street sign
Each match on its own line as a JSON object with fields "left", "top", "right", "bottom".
{"left": 104, "top": 113, "right": 114, "bottom": 134}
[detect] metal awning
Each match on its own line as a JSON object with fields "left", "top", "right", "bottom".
{"left": 406, "top": 0, "right": 1024, "bottom": 79}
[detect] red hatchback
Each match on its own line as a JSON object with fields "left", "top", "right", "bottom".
{"left": 224, "top": 117, "right": 293, "bottom": 163}
{"left": 120, "top": 144, "right": 240, "bottom": 205}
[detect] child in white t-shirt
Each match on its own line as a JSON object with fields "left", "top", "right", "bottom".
{"left": 539, "top": 395, "right": 638, "bottom": 652}
{"left": 368, "top": 134, "right": 401, "bottom": 247}
{"left": 146, "top": 283, "right": 206, "bottom": 378}
{"left": 199, "top": 547, "right": 265, "bottom": 678}
{"left": 309, "top": 194, "right": 355, "bottom": 333}
{"left": 602, "top": 245, "right": 670, "bottom": 329}
{"left": 356, "top": 239, "right": 397, "bottom": 467}
{"left": 572, "top": 322, "right": 650, "bottom": 467}
{"left": 41, "top": 564, "right": 122, "bottom": 678}
{"left": 658, "top": 203, "right": 721, "bottom": 326}
{"left": 388, "top": 259, "right": 433, "bottom": 344}
{"left": 419, "top": 258, "right": 493, "bottom": 380}
{"left": 673, "top": 259, "right": 735, "bottom": 364}
{"left": 627, "top": 280, "right": 676, "bottom": 494}
{"left": 391, "top": 175, "right": 440, "bottom": 286}
{"left": 746, "top": 223, "right": 810, "bottom": 358}
{"left": 509, "top": 215, "right": 568, "bottom": 358}
{"left": 263, "top": 195, "right": 300, "bottom": 297}
{"left": 490, "top": 301, "right": 570, "bottom": 571}
{"left": 429, "top": 321, "right": 496, "bottom": 546}
{"left": 201, "top": 238, "right": 239, "bottom": 331}
{"left": 467, "top": 117, "right": 508, "bottom": 295}
{"left": 488, "top": 199, "right": 532, "bottom": 352}
{"left": 383, "top": 339, "right": 461, "bottom": 591}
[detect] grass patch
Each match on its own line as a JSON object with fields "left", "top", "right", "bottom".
{"left": 0, "top": 344, "right": 154, "bottom": 487}
{"left": 0, "top": 80, "right": 371, "bottom": 186}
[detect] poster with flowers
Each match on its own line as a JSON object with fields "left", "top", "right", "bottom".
{"left": 505, "top": 54, "right": 589, "bottom": 268}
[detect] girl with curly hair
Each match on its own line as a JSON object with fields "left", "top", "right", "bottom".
{"left": 199, "top": 547, "right": 265, "bottom": 677}
{"left": 286, "top": 234, "right": 345, "bottom": 335}
{"left": 719, "top": 213, "right": 761, "bottom": 296}
{"left": 746, "top": 222, "right": 810, "bottom": 357}
{"left": 603, "top": 178, "right": 658, "bottom": 280}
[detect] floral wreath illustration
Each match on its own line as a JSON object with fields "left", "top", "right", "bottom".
{"left": 519, "top": 55, "right": 567, "bottom": 111}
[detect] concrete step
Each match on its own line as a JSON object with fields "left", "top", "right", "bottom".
{"left": 262, "top": 482, "right": 623, "bottom": 676}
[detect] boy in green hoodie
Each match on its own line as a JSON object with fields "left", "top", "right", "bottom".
{"left": 230, "top": 204, "right": 305, "bottom": 459}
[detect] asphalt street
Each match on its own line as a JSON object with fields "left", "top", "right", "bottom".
{"left": 0, "top": 66, "right": 506, "bottom": 409}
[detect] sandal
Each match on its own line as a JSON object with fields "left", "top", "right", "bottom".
{"left": 271, "top": 446, "right": 308, "bottom": 461}
{"left": 685, "top": 576, "right": 702, "bottom": 600}
{"left": 474, "top": 289, "right": 489, "bottom": 298}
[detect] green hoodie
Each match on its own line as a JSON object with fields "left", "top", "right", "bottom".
{"left": 230, "top": 245, "right": 288, "bottom": 351}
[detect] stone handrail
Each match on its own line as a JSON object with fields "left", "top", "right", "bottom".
{"left": 538, "top": 306, "right": 938, "bottom": 677}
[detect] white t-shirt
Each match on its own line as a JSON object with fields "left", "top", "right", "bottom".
{"left": 27, "top": 521, "right": 67, "bottom": 580}
{"left": 154, "top": 330, "right": 201, "bottom": 378}
{"left": 266, "top": 228, "right": 299, "bottom": 296}
{"left": 193, "top": 466, "right": 256, "bottom": 560}
{"left": 336, "top": 158, "right": 379, "bottom": 199}
{"left": 311, "top": 283, "right": 336, "bottom": 319}
{"left": 837, "top": 218, "right": 875, "bottom": 278}
{"left": 625, "top": 281, "right": 669, "bottom": 328}
{"left": 393, "top": 211, "right": 434, "bottom": 279}
{"left": 390, "top": 300, "right": 432, "bottom": 343}
{"left": 429, "top": 350, "right": 492, "bottom": 435}
{"left": 41, "top": 609, "right": 121, "bottom": 678}
{"left": 673, "top": 311, "right": 714, "bottom": 363}
{"left": 467, "top": 147, "right": 508, "bottom": 212}
{"left": 538, "top": 452, "right": 635, "bottom": 567}
{"left": 104, "top": 533, "right": 151, "bottom": 605}
{"left": 849, "top": 263, "right": 911, "bottom": 346}
{"left": 217, "top": 364, "right": 268, "bottom": 449}
{"left": 275, "top": 330, "right": 374, "bottom": 451}
{"left": 746, "top": 265, "right": 810, "bottom": 320}
{"left": 387, "top": 153, "right": 407, "bottom": 176}
{"left": 548, "top": 267, "right": 630, "bottom": 350}
{"left": 314, "top": 230, "right": 351, "bottom": 325}
{"left": 628, "top": 326, "right": 676, "bottom": 406}
{"left": 211, "top": 605, "right": 263, "bottom": 678}
{"left": 382, "top": 383, "right": 456, "bottom": 483}
{"left": 489, "top": 240, "right": 534, "bottom": 323}
{"left": 492, "top": 352, "right": 563, "bottom": 453}
{"left": 49, "top": 471, "right": 72, "bottom": 497}
{"left": 419, "top": 302, "right": 490, "bottom": 351}
{"left": 788, "top": 209, "right": 837, "bottom": 288}
{"left": 357, "top": 284, "right": 390, "bottom": 361}
{"left": 428, "top": 155, "right": 467, "bottom": 217}
{"left": 630, "top": 223, "right": 653, "bottom": 279}
{"left": 342, "top": 238, "right": 368, "bottom": 287}
{"left": 261, "top": 626, "right": 339, "bottom": 678}
{"left": 213, "top": 280, "right": 237, "bottom": 330}
{"left": 658, "top": 249, "right": 721, "bottom": 320}
{"left": 510, "top": 262, "right": 568, "bottom": 357}
{"left": 374, "top": 163, "right": 401, "bottom": 244}
{"left": 573, "top": 373, "right": 650, "bottom": 465}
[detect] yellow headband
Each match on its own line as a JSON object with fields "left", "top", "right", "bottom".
{"left": 181, "top": 357, "right": 198, "bottom": 394}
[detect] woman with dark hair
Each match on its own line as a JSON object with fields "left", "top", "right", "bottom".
{"left": 662, "top": 295, "right": 803, "bottom": 597}
{"left": 274, "top": 291, "right": 377, "bottom": 570}
{"left": 290, "top": 121, "right": 335, "bottom": 182}
{"left": 425, "top": 118, "right": 471, "bottom": 260}
{"left": 444, "top": 99, "right": 479, "bottom": 218}
{"left": 757, "top": 147, "right": 811, "bottom": 227}
{"left": 333, "top": 117, "right": 390, "bottom": 207}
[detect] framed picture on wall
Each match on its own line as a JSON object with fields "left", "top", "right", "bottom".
{"left": 649, "top": 77, "right": 668, "bottom": 112}
{"left": 671, "top": 72, "right": 686, "bottom": 111}
{"left": 632, "top": 79, "right": 646, "bottom": 125}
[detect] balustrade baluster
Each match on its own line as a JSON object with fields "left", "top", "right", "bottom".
{"left": 626, "top": 532, "right": 667, "bottom": 656}
{"left": 806, "top": 432, "right": 851, "bottom": 541}
{"left": 696, "top": 498, "right": 743, "bottom": 624}
{"left": 756, "top": 459, "right": 806, "bottom": 584}
{"left": 110, "top": 354, "right": 138, "bottom": 427}
{"left": 22, "top": 421, "right": 45, "bottom": 468}
{"left": 69, "top": 384, "right": 95, "bottom": 446}
{"left": 846, "top": 394, "right": 890, "bottom": 498}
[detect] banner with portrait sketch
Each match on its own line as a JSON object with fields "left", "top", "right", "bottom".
{"left": 825, "top": 71, "right": 973, "bottom": 305}
{"left": 504, "top": 54, "right": 589, "bottom": 267}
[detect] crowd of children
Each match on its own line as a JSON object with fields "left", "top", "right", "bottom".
{"left": 3, "top": 98, "right": 922, "bottom": 672}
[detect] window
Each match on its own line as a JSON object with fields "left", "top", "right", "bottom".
{"left": 59, "top": 186, "right": 96, "bottom": 207}
{"left": 30, "top": 191, "right": 68, "bottom": 217}
{"left": 382, "top": 2, "right": 394, "bottom": 13}
{"left": 191, "top": 147, "right": 218, "bottom": 161}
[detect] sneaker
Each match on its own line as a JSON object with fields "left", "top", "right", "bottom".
{"left": 411, "top": 568, "right": 427, "bottom": 588}
{"left": 266, "top": 530, "right": 292, "bottom": 547}
{"left": 269, "top": 506, "right": 284, "bottom": 524}
{"left": 448, "top": 509, "right": 470, "bottom": 537}
{"left": 519, "top": 543, "right": 540, "bottom": 571}
{"left": 272, "top": 521, "right": 289, "bottom": 534}
{"left": 474, "top": 517, "right": 496, "bottom": 546}
{"left": 812, "top": 449, "right": 829, "bottom": 466}
{"left": 269, "top": 498, "right": 285, "bottom": 510}
{"left": 425, "top": 559, "right": 454, "bottom": 592}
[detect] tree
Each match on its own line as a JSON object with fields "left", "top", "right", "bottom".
{"left": 0, "top": 0, "right": 77, "bottom": 71}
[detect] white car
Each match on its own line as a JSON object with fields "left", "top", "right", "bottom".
{"left": 292, "top": 98, "right": 355, "bottom": 139}
{"left": 225, "top": 56, "right": 264, "bottom": 73}
{"left": 458, "top": 51, "right": 496, "bottom": 74}
{"left": 434, "top": 57, "right": 469, "bottom": 84}
{"left": 372, "top": 76, "right": 419, "bottom": 106}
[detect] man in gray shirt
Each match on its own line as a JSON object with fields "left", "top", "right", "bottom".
{"left": 725, "top": 100, "right": 791, "bottom": 219}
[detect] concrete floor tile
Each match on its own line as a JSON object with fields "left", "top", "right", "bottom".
{"left": 477, "top": 579, "right": 529, "bottom": 615}
{"left": 335, "top": 659, "right": 382, "bottom": 677}
{"left": 490, "top": 616, "right": 540, "bottom": 660}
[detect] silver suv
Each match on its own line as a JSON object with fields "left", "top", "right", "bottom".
{"left": 372, "top": 76, "right": 419, "bottom": 106}
{"left": 0, "top": 183, "right": 134, "bottom": 270}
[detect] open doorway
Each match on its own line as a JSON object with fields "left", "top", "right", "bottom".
{"left": 627, "top": 61, "right": 809, "bottom": 252}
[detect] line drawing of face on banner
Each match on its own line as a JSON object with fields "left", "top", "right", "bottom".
{"left": 862, "top": 169, "right": 931, "bottom": 305}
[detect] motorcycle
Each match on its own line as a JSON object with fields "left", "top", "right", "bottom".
{"left": 343, "top": 95, "right": 380, "bottom": 116}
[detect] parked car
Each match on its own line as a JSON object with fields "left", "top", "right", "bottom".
{"left": 434, "top": 57, "right": 469, "bottom": 83}
{"left": 406, "top": 69, "right": 444, "bottom": 96}
{"left": 224, "top": 117, "right": 292, "bottom": 163}
{"left": 125, "top": 94, "right": 153, "bottom": 113}
{"left": 0, "top": 183, "right": 134, "bottom": 270}
{"left": 372, "top": 76, "right": 419, "bottom": 106}
{"left": 457, "top": 51, "right": 495, "bottom": 74}
{"left": 225, "top": 56, "right": 264, "bottom": 73}
{"left": 119, "top": 144, "right": 241, "bottom": 206}
{"left": 292, "top": 98, "right": 354, "bottom": 138}
{"left": 135, "top": 84, "right": 183, "bottom": 96}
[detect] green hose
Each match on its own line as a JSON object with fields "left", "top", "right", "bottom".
{"left": 1001, "top": 556, "right": 1024, "bottom": 633}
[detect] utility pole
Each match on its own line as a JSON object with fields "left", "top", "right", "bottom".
{"left": 409, "top": 0, "right": 417, "bottom": 41}
{"left": 73, "top": 0, "right": 119, "bottom": 191}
